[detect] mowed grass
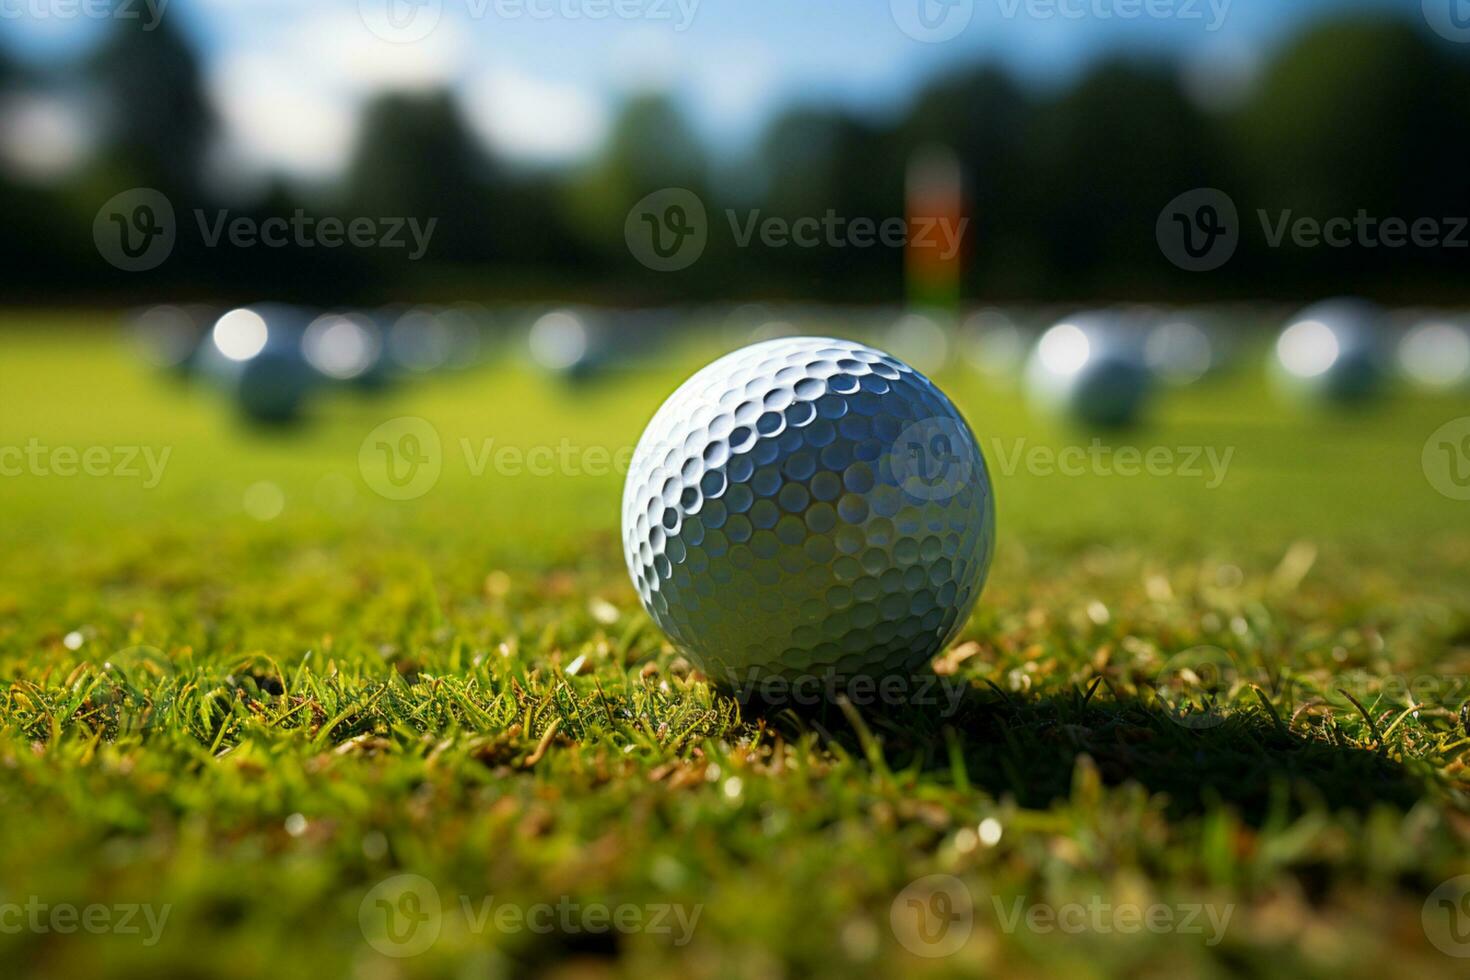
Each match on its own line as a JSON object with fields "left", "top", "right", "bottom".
{"left": 1, "top": 315, "right": 1468, "bottom": 979}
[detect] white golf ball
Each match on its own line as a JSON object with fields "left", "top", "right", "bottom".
{"left": 1025, "top": 313, "right": 1153, "bottom": 428}
{"left": 622, "top": 337, "right": 995, "bottom": 687}
{"left": 1398, "top": 317, "right": 1470, "bottom": 391}
{"left": 1272, "top": 299, "right": 1387, "bottom": 405}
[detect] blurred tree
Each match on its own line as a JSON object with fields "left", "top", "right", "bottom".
{"left": 1021, "top": 59, "right": 1224, "bottom": 299}
{"left": 562, "top": 95, "right": 707, "bottom": 257}
{"left": 1, "top": 9, "right": 1466, "bottom": 307}
{"left": 343, "top": 90, "right": 501, "bottom": 267}
{"left": 1229, "top": 17, "right": 1470, "bottom": 297}
{"left": 748, "top": 107, "right": 899, "bottom": 297}
{"left": 86, "top": 8, "right": 215, "bottom": 202}
{"left": 898, "top": 66, "right": 1033, "bottom": 298}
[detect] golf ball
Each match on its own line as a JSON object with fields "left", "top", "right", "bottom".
{"left": 302, "top": 312, "right": 385, "bottom": 384}
{"left": 1145, "top": 314, "right": 1220, "bottom": 386}
{"left": 1272, "top": 298, "right": 1387, "bottom": 405}
{"left": 129, "top": 303, "right": 215, "bottom": 377}
{"left": 1025, "top": 313, "right": 1153, "bottom": 428}
{"left": 1398, "top": 316, "right": 1470, "bottom": 391}
{"left": 960, "top": 308, "right": 1031, "bottom": 386}
{"left": 203, "top": 305, "right": 316, "bottom": 424}
{"left": 529, "top": 308, "right": 604, "bottom": 381}
{"left": 622, "top": 337, "right": 995, "bottom": 687}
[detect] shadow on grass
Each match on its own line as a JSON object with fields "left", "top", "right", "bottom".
{"left": 750, "top": 676, "right": 1426, "bottom": 823}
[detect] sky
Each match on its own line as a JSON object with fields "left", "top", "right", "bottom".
{"left": 0, "top": 0, "right": 1419, "bottom": 181}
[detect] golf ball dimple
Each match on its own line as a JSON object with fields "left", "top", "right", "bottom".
{"left": 622, "top": 337, "right": 995, "bottom": 686}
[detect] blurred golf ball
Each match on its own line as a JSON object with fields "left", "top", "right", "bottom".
{"left": 388, "top": 308, "right": 454, "bottom": 374}
{"left": 622, "top": 336, "right": 994, "bottom": 688}
{"left": 1145, "top": 315, "right": 1219, "bottom": 386}
{"left": 885, "top": 312, "right": 951, "bottom": 375}
{"left": 203, "top": 305, "right": 316, "bottom": 424}
{"left": 529, "top": 308, "right": 603, "bottom": 380}
{"left": 960, "top": 308, "right": 1030, "bottom": 385}
{"left": 1398, "top": 316, "right": 1470, "bottom": 391}
{"left": 1272, "top": 298, "right": 1387, "bottom": 405}
{"left": 1025, "top": 312, "right": 1153, "bottom": 428}
{"left": 302, "top": 312, "right": 385, "bottom": 385}
{"left": 129, "top": 303, "right": 215, "bottom": 376}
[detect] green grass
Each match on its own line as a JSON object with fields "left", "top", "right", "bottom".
{"left": 1, "top": 316, "right": 1468, "bottom": 979}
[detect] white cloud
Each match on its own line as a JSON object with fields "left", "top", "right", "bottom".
{"left": 288, "top": 9, "right": 466, "bottom": 94}
{"left": 0, "top": 93, "right": 95, "bottom": 182}
{"left": 687, "top": 42, "right": 779, "bottom": 139}
{"left": 462, "top": 68, "right": 608, "bottom": 164}
{"left": 607, "top": 28, "right": 682, "bottom": 94}
{"left": 207, "top": 52, "right": 358, "bottom": 179}
{"left": 204, "top": 6, "right": 468, "bottom": 179}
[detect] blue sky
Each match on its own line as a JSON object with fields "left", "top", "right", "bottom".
{"left": 0, "top": 0, "right": 1418, "bottom": 176}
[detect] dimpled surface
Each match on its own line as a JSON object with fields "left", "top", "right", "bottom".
{"left": 622, "top": 337, "right": 995, "bottom": 686}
